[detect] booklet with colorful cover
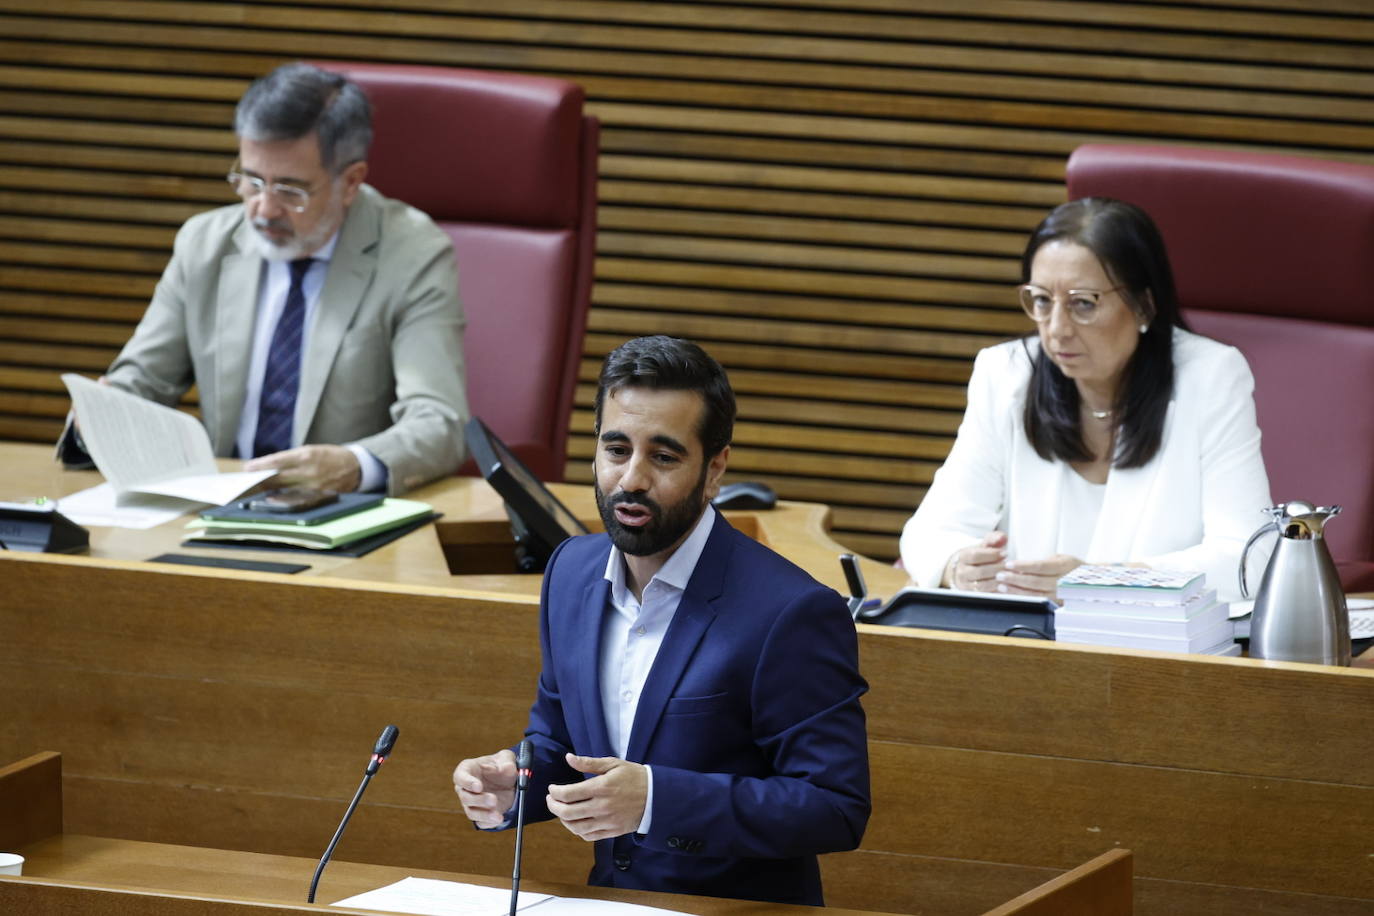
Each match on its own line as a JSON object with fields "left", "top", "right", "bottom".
{"left": 1056, "top": 565, "right": 1205, "bottom": 604}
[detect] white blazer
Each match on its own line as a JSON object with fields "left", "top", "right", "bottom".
{"left": 899, "top": 329, "right": 1272, "bottom": 603}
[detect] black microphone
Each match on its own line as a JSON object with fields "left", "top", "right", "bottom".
{"left": 367, "top": 724, "right": 399, "bottom": 775}
{"left": 509, "top": 740, "right": 532, "bottom": 916}
{"left": 307, "top": 724, "right": 400, "bottom": 904}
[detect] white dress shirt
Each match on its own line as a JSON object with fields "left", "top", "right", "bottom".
{"left": 233, "top": 233, "right": 386, "bottom": 491}
{"left": 599, "top": 504, "right": 717, "bottom": 835}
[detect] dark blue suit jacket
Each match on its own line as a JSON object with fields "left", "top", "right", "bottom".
{"left": 516, "top": 512, "right": 870, "bottom": 905}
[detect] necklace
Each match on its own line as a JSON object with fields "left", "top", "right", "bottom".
{"left": 1089, "top": 408, "right": 1113, "bottom": 421}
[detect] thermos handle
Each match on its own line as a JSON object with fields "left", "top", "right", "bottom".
{"left": 1238, "top": 521, "right": 1278, "bottom": 600}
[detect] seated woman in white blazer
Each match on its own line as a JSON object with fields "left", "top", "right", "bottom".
{"left": 899, "top": 198, "right": 1270, "bottom": 603}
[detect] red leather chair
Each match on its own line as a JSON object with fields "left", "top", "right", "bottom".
{"left": 319, "top": 62, "right": 598, "bottom": 482}
{"left": 1067, "top": 144, "right": 1374, "bottom": 590}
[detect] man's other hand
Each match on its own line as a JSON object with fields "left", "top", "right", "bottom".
{"left": 453, "top": 750, "right": 518, "bottom": 828}
{"left": 245, "top": 444, "right": 361, "bottom": 492}
{"left": 546, "top": 754, "right": 647, "bottom": 842}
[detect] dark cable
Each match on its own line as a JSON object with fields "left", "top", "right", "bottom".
{"left": 1003, "top": 624, "right": 1053, "bottom": 640}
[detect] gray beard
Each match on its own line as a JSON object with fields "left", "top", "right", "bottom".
{"left": 249, "top": 187, "right": 344, "bottom": 261}
{"left": 251, "top": 230, "right": 307, "bottom": 262}
{"left": 250, "top": 221, "right": 330, "bottom": 262}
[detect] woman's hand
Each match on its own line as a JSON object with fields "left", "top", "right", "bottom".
{"left": 943, "top": 531, "right": 1008, "bottom": 591}
{"left": 994, "top": 554, "right": 1083, "bottom": 599}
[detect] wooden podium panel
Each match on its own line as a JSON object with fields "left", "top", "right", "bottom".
{"left": 0, "top": 750, "right": 60, "bottom": 852}
{"left": 854, "top": 626, "right": 1374, "bottom": 914}
{"left": 2, "top": 443, "right": 1370, "bottom": 914}
{"left": 984, "top": 849, "right": 1132, "bottom": 916}
{"left": 0, "top": 753, "right": 1130, "bottom": 916}
{"left": 6, "top": 549, "right": 1370, "bottom": 914}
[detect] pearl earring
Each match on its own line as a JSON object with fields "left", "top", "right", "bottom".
{"left": 1139, "top": 323, "right": 1148, "bottom": 334}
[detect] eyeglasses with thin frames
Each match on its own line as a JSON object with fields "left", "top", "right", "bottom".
{"left": 1018, "top": 283, "right": 1127, "bottom": 326}
{"left": 225, "top": 162, "right": 316, "bottom": 214}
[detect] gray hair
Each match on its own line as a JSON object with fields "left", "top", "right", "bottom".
{"left": 234, "top": 62, "right": 372, "bottom": 173}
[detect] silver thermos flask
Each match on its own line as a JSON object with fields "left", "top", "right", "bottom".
{"left": 1240, "top": 501, "right": 1350, "bottom": 666}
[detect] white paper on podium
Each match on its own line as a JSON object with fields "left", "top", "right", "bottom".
{"left": 525, "top": 896, "right": 695, "bottom": 916}
{"left": 61, "top": 373, "right": 274, "bottom": 518}
{"left": 332, "top": 878, "right": 694, "bottom": 916}
{"left": 331, "top": 877, "right": 550, "bottom": 915}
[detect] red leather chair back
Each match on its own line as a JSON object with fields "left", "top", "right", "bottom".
{"left": 1067, "top": 144, "right": 1374, "bottom": 584}
{"left": 319, "top": 62, "right": 598, "bottom": 482}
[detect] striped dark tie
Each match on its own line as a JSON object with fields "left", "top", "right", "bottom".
{"left": 253, "top": 257, "right": 314, "bottom": 458}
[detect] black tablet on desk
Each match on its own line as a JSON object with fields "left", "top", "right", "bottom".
{"left": 856, "top": 587, "right": 1057, "bottom": 640}
{"left": 200, "top": 492, "right": 384, "bottom": 526}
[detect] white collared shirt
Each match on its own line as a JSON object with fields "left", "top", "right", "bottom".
{"left": 233, "top": 232, "right": 386, "bottom": 491}
{"left": 599, "top": 504, "right": 717, "bottom": 835}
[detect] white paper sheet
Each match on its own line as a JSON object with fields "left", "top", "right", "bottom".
{"left": 525, "top": 897, "right": 696, "bottom": 916}
{"left": 331, "top": 876, "right": 550, "bottom": 915}
{"left": 61, "top": 374, "right": 274, "bottom": 511}
{"left": 331, "top": 878, "right": 694, "bottom": 916}
{"left": 56, "top": 482, "right": 197, "bottom": 529}
{"left": 134, "top": 470, "right": 272, "bottom": 505}
{"left": 64, "top": 374, "right": 217, "bottom": 491}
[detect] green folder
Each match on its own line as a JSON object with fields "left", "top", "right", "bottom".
{"left": 185, "top": 498, "right": 434, "bottom": 549}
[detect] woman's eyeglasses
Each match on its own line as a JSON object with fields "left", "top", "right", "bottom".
{"left": 1017, "top": 283, "right": 1126, "bottom": 326}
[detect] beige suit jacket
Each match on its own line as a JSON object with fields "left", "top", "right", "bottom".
{"left": 103, "top": 185, "right": 469, "bottom": 494}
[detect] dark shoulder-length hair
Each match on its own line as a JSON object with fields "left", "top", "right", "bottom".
{"left": 1021, "top": 197, "right": 1188, "bottom": 469}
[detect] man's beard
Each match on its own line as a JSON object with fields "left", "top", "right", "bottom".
{"left": 250, "top": 193, "right": 342, "bottom": 262}
{"left": 595, "top": 467, "right": 708, "bottom": 558}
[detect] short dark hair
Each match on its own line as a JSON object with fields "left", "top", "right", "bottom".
{"left": 594, "top": 336, "right": 736, "bottom": 459}
{"left": 234, "top": 62, "right": 372, "bottom": 173}
{"left": 1020, "top": 197, "right": 1188, "bottom": 469}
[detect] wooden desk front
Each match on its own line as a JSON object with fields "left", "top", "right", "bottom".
{"left": 0, "top": 752, "right": 1130, "bottom": 916}
{"left": 2, "top": 442, "right": 1371, "bottom": 915}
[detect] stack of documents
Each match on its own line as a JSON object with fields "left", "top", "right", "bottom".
{"left": 185, "top": 498, "right": 434, "bottom": 549}
{"left": 1054, "top": 566, "right": 1238, "bottom": 656}
{"left": 59, "top": 374, "right": 276, "bottom": 527}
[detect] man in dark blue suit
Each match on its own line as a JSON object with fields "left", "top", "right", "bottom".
{"left": 453, "top": 336, "right": 869, "bottom": 905}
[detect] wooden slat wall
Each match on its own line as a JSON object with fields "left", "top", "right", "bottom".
{"left": 2, "top": 1, "right": 1373, "bottom": 557}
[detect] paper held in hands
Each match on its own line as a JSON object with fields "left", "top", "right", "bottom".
{"left": 61, "top": 373, "right": 275, "bottom": 509}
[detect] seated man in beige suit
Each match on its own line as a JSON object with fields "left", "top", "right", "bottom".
{"left": 61, "top": 62, "right": 469, "bottom": 495}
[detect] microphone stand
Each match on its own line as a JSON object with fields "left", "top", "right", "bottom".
{"left": 308, "top": 769, "right": 374, "bottom": 904}
{"left": 509, "top": 740, "right": 532, "bottom": 916}
{"left": 308, "top": 725, "right": 398, "bottom": 904}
